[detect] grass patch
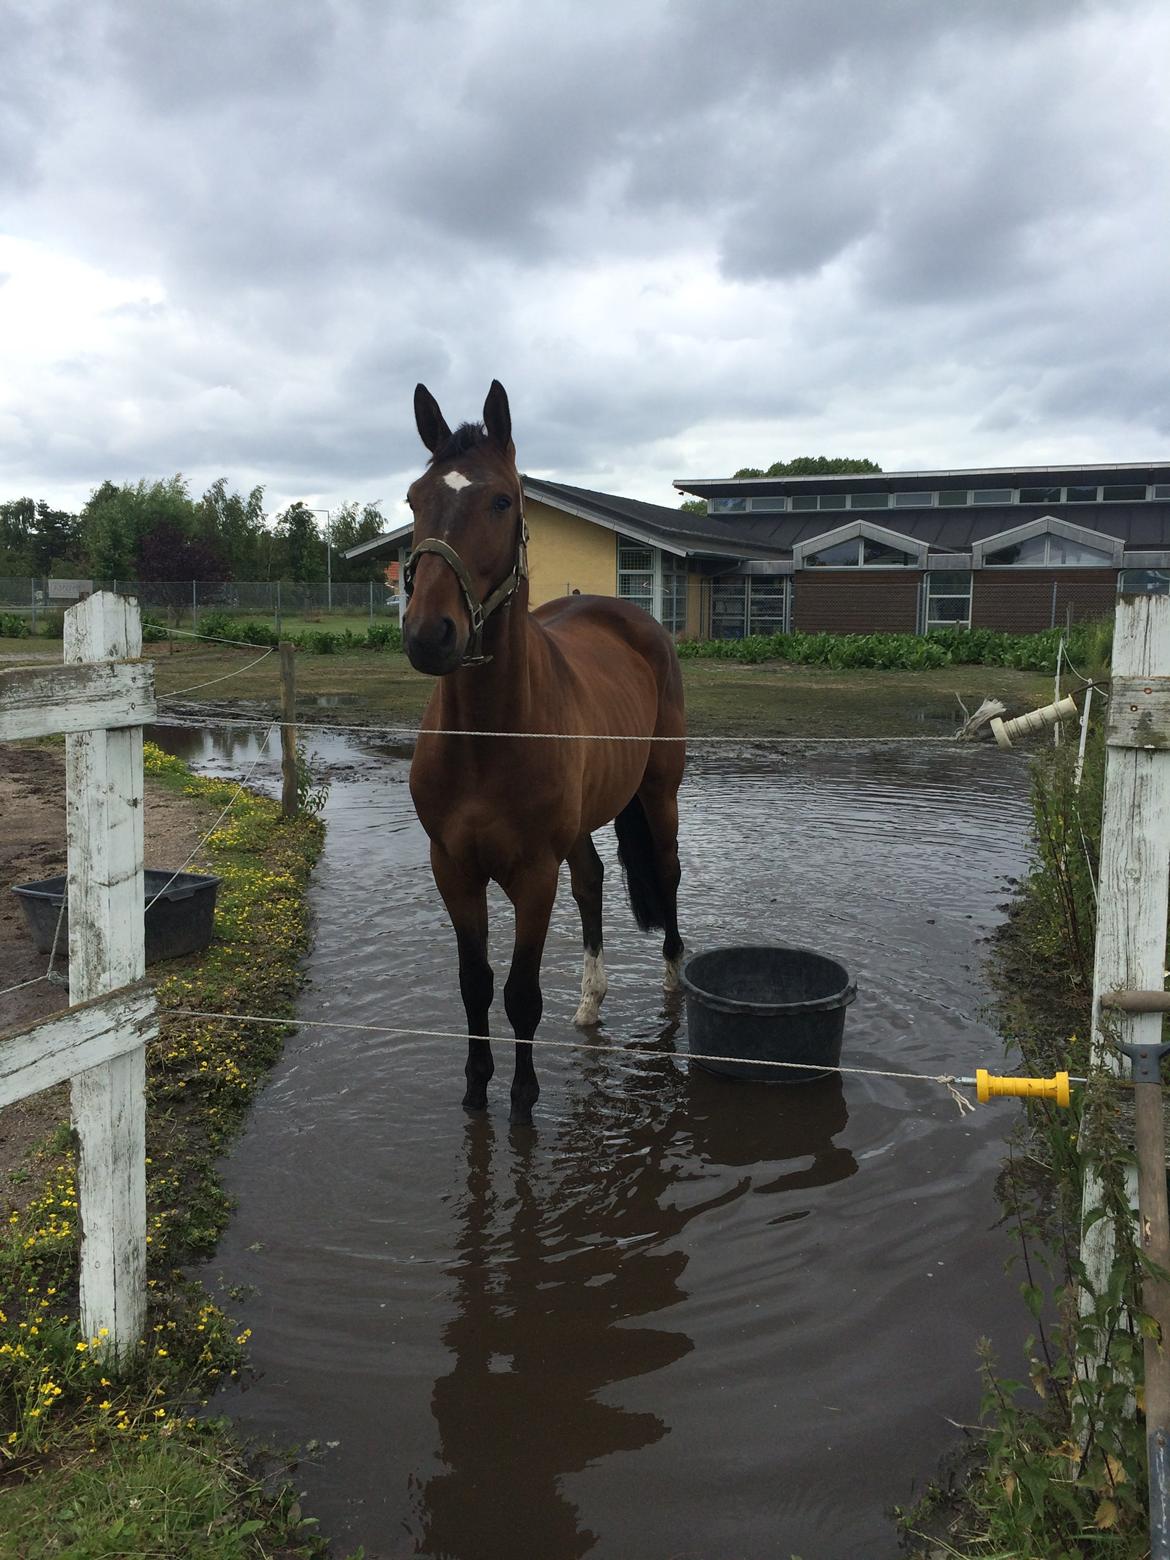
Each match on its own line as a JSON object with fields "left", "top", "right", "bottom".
{"left": 0, "top": 745, "right": 331, "bottom": 1557}
{"left": 901, "top": 723, "right": 1154, "bottom": 1557}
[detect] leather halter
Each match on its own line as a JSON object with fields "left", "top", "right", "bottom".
{"left": 403, "top": 512, "right": 529, "bottom": 666}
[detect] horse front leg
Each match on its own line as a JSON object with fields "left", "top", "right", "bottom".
{"left": 501, "top": 860, "right": 559, "bottom": 1127}
{"left": 431, "top": 844, "right": 494, "bottom": 1111}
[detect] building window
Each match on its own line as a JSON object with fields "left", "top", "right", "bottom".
{"left": 709, "top": 577, "right": 789, "bottom": 638}
{"left": 1102, "top": 484, "right": 1147, "bottom": 501}
{"left": 1066, "top": 486, "right": 1099, "bottom": 502}
{"left": 1154, "top": 485, "right": 1170, "bottom": 500}
{"left": 748, "top": 495, "right": 787, "bottom": 511}
{"left": 984, "top": 534, "right": 1114, "bottom": 566}
{"left": 1119, "top": 569, "right": 1170, "bottom": 595}
{"left": 661, "top": 555, "right": 688, "bottom": 635}
{"left": 924, "top": 571, "right": 972, "bottom": 631}
{"left": 709, "top": 578, "right": 748, "bottom": 638}
{"left": 790, "top": 495, "right": 819, "bottom": 511}
{"left": 972, "top": 489, "right": 1014, "bottom": 505}
{"left": 938, "top": 490, "right": 969, "bottom": 506}
{"left": 847, "top": 492, "right": 890, "bottom": 509}
{"left": 711, "top": 497, "right": 748, "bottom": 514}
{"left": 748, "top": 578, "right": 789, "bottom": 635}
{"left": 1019, "top": 486, "right": 1063, "bottom": 505}
{"left": 805, "top": 537, "right": 916, "bottom": 567}
{"left": 893, "top": 491, "right": 932, "bottom": 507}
{"left": 617, "top": 539, "right": 655, "bottom": 615}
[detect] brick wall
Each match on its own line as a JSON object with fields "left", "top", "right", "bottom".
{"left": 793, "top": 570, "right": 922, "bottom": 633}
{"left": 972, "top": 570, "right": 1116, "bottom": 632}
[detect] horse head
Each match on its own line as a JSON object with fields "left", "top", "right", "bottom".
{"left": 403, "top": 380, "right": 528, "bottom": 673}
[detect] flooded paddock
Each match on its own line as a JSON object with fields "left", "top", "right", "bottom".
{"left": 153, "top": 724, "right": 1035, "bottom": 1560}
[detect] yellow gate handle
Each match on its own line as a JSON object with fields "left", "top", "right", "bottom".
{"left": 975, "top": 1068, "right": 1071, "bottom": 1108}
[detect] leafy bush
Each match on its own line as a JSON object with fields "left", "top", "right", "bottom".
{"left": 676, "top": 621, "right": 1112, "bottom": 672}
{"left": 364, "top": 621, "right": 403, "bottom": 651}
{"left": 141, "top": 611, "right": 169, "bottom": 643}
{"left": 0, "top": 612, "right": 29, "bottom": 637}
{"left": 38, "top": 611, "right": 66, "bottom": 638}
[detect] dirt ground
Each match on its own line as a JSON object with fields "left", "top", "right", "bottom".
{"left": 0, "top": 742, "right": 217, "bottom": 1194}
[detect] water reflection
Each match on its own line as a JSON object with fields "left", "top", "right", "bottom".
{"left": 415, "top": 1025, "right": 855, "bottom": 1559}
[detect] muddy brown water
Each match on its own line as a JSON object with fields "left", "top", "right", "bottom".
{"left": 151, "top": 725, "right": 1035, "bottom": 1560}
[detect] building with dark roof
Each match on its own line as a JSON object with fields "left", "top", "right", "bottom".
{"left": 346, "top": 462, "right": 1170, "bottom": 639}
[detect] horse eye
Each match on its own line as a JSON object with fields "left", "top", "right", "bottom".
{"left": 492, "top": 494, "right": 512, "bottom": 512}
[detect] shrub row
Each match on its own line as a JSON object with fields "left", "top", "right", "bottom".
{"left": 676, "top": 621, "right": 1113, "bottom": 672}
{"left": 144, "top": 611, "right": 403, "bottom": 655}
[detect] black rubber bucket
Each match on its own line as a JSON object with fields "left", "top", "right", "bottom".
{"left": 11, "top": 871, "right": 222, "bottom": 965}
{"left": 681, "top": 945, "right": 857, "bottom": 1083}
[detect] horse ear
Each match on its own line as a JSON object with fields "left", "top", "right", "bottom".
{"left": 414, "top": 384, "right": 452, "bottom": 456}
{"left": 483, "top": 380, "right": 512, "bottom": 453}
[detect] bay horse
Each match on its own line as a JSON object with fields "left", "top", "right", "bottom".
{"left": 403, "top": 380, "right": 686, "bottom": 1124}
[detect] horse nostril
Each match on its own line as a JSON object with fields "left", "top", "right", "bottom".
{"left": 437, "top": 616, "right": 456, "bottom": 649}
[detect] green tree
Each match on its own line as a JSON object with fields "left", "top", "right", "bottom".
{"left": 196, "top": 478, "right": 267, "bottom": 578}
{"left": 274, "top": 501, "right": 323, "bottom": 583}
{"left": 329, "top": 502, "right": 389, "bottom": 582}
{"left": 734, "top": 456, "right": 883, "bottom": 478}
{"left": 680, "top": 456, "right": 882, "bottom": 510}
{"left": 80, "top": 476, "right": 198, "bottom": 579}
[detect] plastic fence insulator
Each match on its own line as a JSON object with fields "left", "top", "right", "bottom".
{"left": 990, "top": 695, "right": 1079, "bottom": 750}
{"left": 975, "top": 1068, "right": 1072, "bottom": 1107}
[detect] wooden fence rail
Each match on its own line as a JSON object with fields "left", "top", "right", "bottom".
{"left": 0, "top": 592, "right": 155, "bottom": 1362}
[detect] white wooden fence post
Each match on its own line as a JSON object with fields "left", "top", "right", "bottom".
{"left": 65, "top": 592, "right": 148, "bottom": 1360}
{"left": 1080, "top": 594, "right": 1170, "bottom": 1346}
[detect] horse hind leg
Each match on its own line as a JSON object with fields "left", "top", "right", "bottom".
{"left": 567, "top": 833, "right": 607, "bottom": 1026}
{"left": 621, "top": 776, "right": 683, "bottom": 991}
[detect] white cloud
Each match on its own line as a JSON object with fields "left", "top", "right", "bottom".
{"left": 1, "top": 0, "right": 1167, "bottom": 518}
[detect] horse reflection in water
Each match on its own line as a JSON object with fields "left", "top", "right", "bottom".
{"left": 413, "top": 1022, "right": 857, "bottom": 1560}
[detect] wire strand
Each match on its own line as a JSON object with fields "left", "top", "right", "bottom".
{"left": 143, "top": 725, "right": 277, "bottom": 913}
{"left": 166, "top": 1005, "right": 977, "bottom": 1113}
{"left": 154, "top": 707, "right": 971, "bottom": 746}
{"left": 163, "top": 647, "right": 275, "bottom": 696}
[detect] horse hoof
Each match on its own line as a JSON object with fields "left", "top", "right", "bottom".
{"left": 462, "top": 1091, "right": 489, "bottom": 1112}
{"left": 508, "top": 1107, "right": 534, "bottom": 1127}
{"left": 573, "top": 1003, "right": 601, "bottom": 1028}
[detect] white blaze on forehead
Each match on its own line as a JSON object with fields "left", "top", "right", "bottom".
{"left": 443, "top": 470, "right": 473, "bottom": 491}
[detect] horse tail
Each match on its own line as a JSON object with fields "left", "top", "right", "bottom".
{"left": 614, "top": 795, "right": 667, "bottom": 932}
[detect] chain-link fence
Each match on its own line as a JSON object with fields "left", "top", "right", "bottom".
{"left": 0, "top": 578, "right": 404, "bottom": 633}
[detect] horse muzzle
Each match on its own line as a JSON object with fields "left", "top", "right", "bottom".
{"left": 403, "top": 609, "right": 466, "bottom": 676}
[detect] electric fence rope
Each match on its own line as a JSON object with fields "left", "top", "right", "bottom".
{"left": 154, "top": 708, "right": 972, "bottom": 745}
{"left": 143, "top": 724, "right": 277, "bottom": 913}
{"left": 0, "top": 726, "right": 278, "bottom": 1002}
{"left": 166, "top": 1005, "right": 981, "bottom": 1114}
{"left": 162, "top": 647, "right": 276, "bottom": 697}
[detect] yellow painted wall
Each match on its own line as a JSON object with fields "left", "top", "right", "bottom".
{"left": 525, "top": 498, "right": 616, "bottom": 606}
{"left": 523, "top": 497, "right": 708, "bottom": 637}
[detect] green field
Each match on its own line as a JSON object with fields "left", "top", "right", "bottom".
{"left": 0, "top": 634, "right": 1055, "bottom": 739}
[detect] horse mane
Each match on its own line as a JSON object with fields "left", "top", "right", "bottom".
{"left": 430, "top": 422, "right": 489, "bottom": 465}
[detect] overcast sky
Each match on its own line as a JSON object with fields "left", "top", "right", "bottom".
{"left": 3, "top": 0, "right": 1168, "bottom": 527}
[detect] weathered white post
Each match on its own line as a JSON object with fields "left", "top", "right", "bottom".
{"left": 65, "top": 592, "right": 149, "bottom": 1359}
{"left": 1080, "top": 593, "right": 1170, "bottom": 1357}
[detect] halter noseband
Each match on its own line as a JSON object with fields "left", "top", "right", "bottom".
{"left": 403, "top": 512, "right": 529, "bottom": 667}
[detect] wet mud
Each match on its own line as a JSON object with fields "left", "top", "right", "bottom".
{"left": 153, "top": 725, "right": 1035, "bottom": 1560}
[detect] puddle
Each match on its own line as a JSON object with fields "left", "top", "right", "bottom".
{"left": 152, "top": 723, "right": 1035, "bottom": 1560}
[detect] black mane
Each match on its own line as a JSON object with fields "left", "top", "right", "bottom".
{"left": 430, "top": 421, "right": 489, "bottom": 465}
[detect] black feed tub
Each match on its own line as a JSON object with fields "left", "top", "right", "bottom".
{"left": 681, "top": 945, "right": 856, "bottom": 1083}
{"left": 12, "top": 871, "right": 222, "bottom": 966}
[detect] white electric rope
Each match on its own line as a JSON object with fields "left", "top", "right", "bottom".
{"left": 167, "top": 1005, "right": 977, "bottom": 1114}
